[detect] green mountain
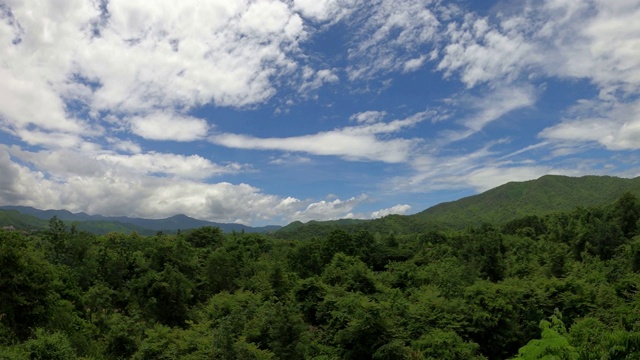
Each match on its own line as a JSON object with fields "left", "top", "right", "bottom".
{"left": 414, "top": 175, "right": 640, "bottom": 227}
{"left": 4, "top": 175, "right": 639, "bottom": 237}
{"left": 0, "top": 206, "right": 281, "bottom": 234}
{"left": 0, "top": 209, "right": 48, "bottom": 230}
{"left": 0, "top": 209, "right": 156, "bottom": 235}
{"left": 276, "top": 175, "right": 640, "bottom": 238}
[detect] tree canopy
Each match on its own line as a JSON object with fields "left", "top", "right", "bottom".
{"left": 1, "top": 193, "right": 640, "bottom": 359}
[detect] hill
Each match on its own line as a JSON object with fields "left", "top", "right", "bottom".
{"left": 413, "top": 175, "right": 640, "bottom": 227}
{"left": 0, "top": 206, "right": 280, "bottom": 234}
{"left": 0, "top": 209, "right": 48, "bottom": 230}
{"left": 276, "top": 175, "right": 640, "bottom": 238}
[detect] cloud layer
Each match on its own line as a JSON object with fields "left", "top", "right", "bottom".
{"left": 1, "top": 0, "right": 639, "bottom": 225}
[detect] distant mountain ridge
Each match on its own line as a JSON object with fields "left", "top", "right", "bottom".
{"left": 276, "top": 175, "right": 640, "bottom": 238}
{"left": 4, "top": 175, "right": 639, "bottom": 237}
{"left": 0, "top": 206, "right": 281, "bottom": 234}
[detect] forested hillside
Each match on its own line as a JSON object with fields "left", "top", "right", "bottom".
{"left": 414, "top": 175, "right": 640, "bottom": 227}
{"left": 2, "top": 192, "right": 640, "bottom": 359}
{"left": 276, "top": 175, "right": 640, "bottom": 239}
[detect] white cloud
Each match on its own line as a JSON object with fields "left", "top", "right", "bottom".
{"left": 129, "top": 112, "right": 209, "bottom": 141}
{"left": 211, "top": 110, "right": 432, "bottom": 163}
{"left": 211, "top": 131, "right": 416, "bottom": 163}
{"left": 0, "top": 146, "right": 301, "bottom": 224}
{"left": 293, "top": 0, "right": 359, "bottom": 23}
{"left": 437, "top": 16, "right": 540, "bottom": 88}
{"left": 434, "top": 0, "right": 640, "bottom": 156}
{"left": 370, "top": 204, "right": 411, "bottom": 218}
{"left": 240, "top": 1, "right": 296, "bottom": 36}
{"left": 349, "top": 111, "right": 387, "bottom": 124}
{"left": 540, "top": 99, "right": 640, "bottom": 150}
{"left": 435, "top": 1, "right": 640, "bottom": 94}
{"left": 299, "top": 67, "right": 340, "bottom": 92}
{"left": 439, "top": 84, "right": 537, "bottom": 142}
{"left": 289, "top": 194, "right": 368, "bottom": 222}
{"left": 463, "top": 85, "right": 536, "bottom": 131}
{"left": 269, "top": 153, "right": 312, "bottom": 165}
{"left": 2, "top": 0, "right": 639, "bottom": 227}
{"left": 537, "top": 1, "right": 640, "bottom": 94}
{"left": 84, "top": 0, "right": 306, "bottom": 112}
{"left": 403, "top": 55, "right": 427, "bottom": 73}
{"left": 0, "top": 0, "right": 312, "bottom": 149}
{"left": 0, "top": 146, "right": 400, "bottom": 225}
{"left": 5, "top": 145, "right": 244, "bottom": 181}
{"left": 96, "top": 153, "right": 245, "bottom": 180}
{"left": 346, "top": 0, "right": 442, "bottom": 80}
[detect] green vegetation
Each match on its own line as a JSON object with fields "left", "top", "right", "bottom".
{"left": 0, "top": 206, "right": 281, "bottom": 234}
{"left": 0, "top": 209, "right": 48, "bottom": 230}
{"left": 276, "top": 175, "right": 640, "bottom": 238}
{"left": 2, "top": 188, "right": 640, "bottom": 359}
{"left": 413, "top": 175, "right": 640, "bottom": 227}
{"left": 0, "top": 210, "right": 157, "bottom": 235}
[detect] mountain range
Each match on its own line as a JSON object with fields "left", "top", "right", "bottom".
{"left": 0, "top": 206, "right": 280, "bottom": 235}
{"left": 274, "top": 175, "right": 640, "bottom": 238}
{"left": 2, "top": 175, "right": 639, "bottom": 236}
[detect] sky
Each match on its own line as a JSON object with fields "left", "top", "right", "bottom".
{"left": 1, "top": 0, "right": 640, "bottom": 226}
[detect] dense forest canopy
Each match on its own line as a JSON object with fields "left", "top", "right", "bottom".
{"left": 2, "top": 192, "right": 640, "bottom": 359}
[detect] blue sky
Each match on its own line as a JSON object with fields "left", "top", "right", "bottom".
{"left": 1, "top": 0, "right": 639, "bottom": 226}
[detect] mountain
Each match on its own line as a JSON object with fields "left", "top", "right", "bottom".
{"left": 4, "top": 175, "right": 638, "bottom": 237}
{"left": 276, "top": 175, "right": 640, "bottom": 238}
{"left": 413, "top": 175, "right": 640, "bottom": 227}
{"left": 0, "top": 209, "right": 48, "bottom": 230}
{"left": 0, "top": 206, "right": 281, "bottom": 234}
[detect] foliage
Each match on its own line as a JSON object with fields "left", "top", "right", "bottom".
{"left": 1, "top": 192, "right": 640, "bottom": 359}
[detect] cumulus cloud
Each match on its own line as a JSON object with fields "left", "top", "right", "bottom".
{"left": 403, "top": 55, "right": 427, "bottom": 73}
{"left": 370, "top": 204, "right": 411, "bottom": 218}
{"left": 2, "top": 0, "right": 639, "bottom": 226}
{"left": 0, "top": 146, "right": 298, "bottom": 224}
{"left": 5, "top": 145, "right": 245, "bottom": 181}
{"left": 289, "top": 194, "right": 368, "bottom": 222}
{"left": 129, "top": 112, "right": 209, "bottom": 141}
{"left": 293, "top": 0, "right": 360, "bottom": 23}
{"left": 0, "top": 146, "right": 401, "bottom": 225}
{"left": 96, "top": 153, "right": 245, "bottom": 180}
{"left": 437, "top": 16, "right": 540, "bottom": 88}
{"left": 0, "top": 0, "right": 311, "bottom": 149}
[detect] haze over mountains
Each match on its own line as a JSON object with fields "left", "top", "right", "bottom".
{"left": 2, "top": 175, "right": 640, "bottom": 236}
{"left": 0, "top": 206, "right": 280, "bottom": 235}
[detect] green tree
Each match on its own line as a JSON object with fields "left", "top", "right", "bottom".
{"left": 322, "top": 253, "right": 378, "bottom": 294}
{"left": 0, "top": 230, "right": 56, "bottom": 340}
{"left": 184, "top": 226, "right": 225, "bottom": 249}
{"left": 320, "top": 293, "right": 391, "bottom": 360}
{"left": 411, "top": 329, "right": 483, "bottom": 360}
{"left": 104, "top": 313, "right": 141, "bottom": 359}
{"left": 24, "top": 328, "right": 77, "bottom": 360}
{"left": 133, "top": 265, "right": 194, "bottom": 327}
{"left": 514, "top": 314, "right": 578, "bottom": 360}
{"left": 610, "top": 192, "right": 640, "bottom": 238}
{"left": 245, "top": 300, "right": 307, "bottom": 360}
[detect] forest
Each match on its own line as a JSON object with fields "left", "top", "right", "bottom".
{"left": 2, "top": 192, "right": 640, "bottom": 359}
